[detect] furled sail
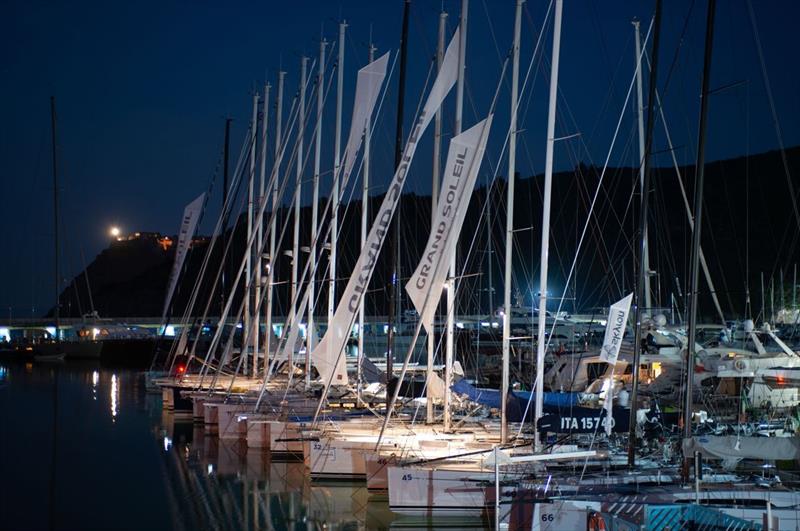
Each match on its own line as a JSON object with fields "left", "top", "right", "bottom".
{"left": 161, "top": 192, "right": 205, "bottom": 322}
{"left": 406, "top": 115, "right": 493, "bottom": 334}
{"left": 310, "top": 28, "right": 461, "bottom": 387}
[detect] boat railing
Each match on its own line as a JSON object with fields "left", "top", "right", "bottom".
{"left": 644, "top": 503, "right": 762, "bottom": 531}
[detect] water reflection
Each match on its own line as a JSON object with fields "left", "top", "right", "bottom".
{"left": 111, "top": 373, "right": 119, "bottom": 420}
{"left": 0, "top": 363, "right": 477, "bottom": 530}
{"left": 157, "top": 412, "right": 394, "bottom": 531}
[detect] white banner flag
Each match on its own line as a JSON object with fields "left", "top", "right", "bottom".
{"left": 406, "top": 115, "right": 493, "bottom": 334}
{"left": 599, "top": 293, "right": 631, "bottom": 436}
{"left": 599, "top": 293, "right": 633, "bottom": 366}
{"left": 342, "top": 52, "right": 390, "bottom": 184}
{"left": 161, "top": 193, "right": 205, "bottom": 321}
{"left": 270, "top": 52, "right": 391, "bottom": 377}
{"left": 310, "top": 28, "right": 461, "bottom": 387}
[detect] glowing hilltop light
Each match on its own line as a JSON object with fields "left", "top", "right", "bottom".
{"left": 109, "top": 226, "right": 121, "bottom": 238}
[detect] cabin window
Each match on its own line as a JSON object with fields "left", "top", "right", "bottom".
{"left": 587, "top": 363, "right": 606, "bottom": 385}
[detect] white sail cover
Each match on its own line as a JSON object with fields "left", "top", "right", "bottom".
{"left": 310, "top": 28, "right": 461, "bottom": 387}
{"left": 161, "top": 193, "right": 205, "bottom": 321}
{"left": 683, "top": 436, "right": 800, "bottom": 470}
{"left": 406, "top": 115, "right": 493, "bottom": 334}
{"left": 598, "top": 293, "right": 633, "bottom": 366}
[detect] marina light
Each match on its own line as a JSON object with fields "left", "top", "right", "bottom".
{"left": 109, "top": 226, "right": 121, "bottom": 238}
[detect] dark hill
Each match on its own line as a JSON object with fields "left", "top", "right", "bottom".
{"left": 55, "top": 146, "right": 800, "bottom": 321}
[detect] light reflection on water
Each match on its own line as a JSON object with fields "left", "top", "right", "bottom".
{"left": 2, "top": 363, "right": 464, "bottom": 531}
{"left": 111, "top": 373, "right": 119, "bottom": 420}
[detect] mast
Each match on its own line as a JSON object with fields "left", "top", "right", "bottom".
{"left": 771, "top": 277, "right": 775, "bottom": 323}
{"left": 533, "top": 0, "right": 563, "bottom": 451}
{"left": 428, "top": 9, "right": 447, "bottom": 424}
{"left": 264, "top": 71, "right": 285, "bottom": 377}
{"left": 50, "top": 96, "right": 60, "bottom": 345}
{"left": 245, "top": 91, "right": 259, "bottom": 375}
{"left": 358, "top": 41, "right": 376, "bottom": 404}
{"left": 633, "top": 18, "right": 653, "bottom": 312}
{"left": 628, "top": 0, "right": 663, "bottom": 467}
{"left": 387, "top": 0, "right": 411, "bottom": 407}
{"left": 329, "top": 21, "right": 346, "bottom": 331}
{"left": 444, "top": 0, "right": 468, "bottom": 433}
{"left": 501, "top": 0, "right": 523, "bottom": 444}
{"left": 310, "top": 38, "right": 327, "bottom": 387}
{"left": 292, "top": 57, "right": 308, "bottom": 367}
{"left": 221, "top": 118, "right": 232, "bottom": 317}
{"left": 683, "top": 0, "right": 717, "bottom": 480}
{"left": 653, "top": 82, "right": 726, "bottom": 326}
{"left": 255, "top": 82, "right": 270, "bottom": 376}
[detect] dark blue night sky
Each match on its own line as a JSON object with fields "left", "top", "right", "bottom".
{"left": 2, "top": 0, "right": 798, "bottom": 316}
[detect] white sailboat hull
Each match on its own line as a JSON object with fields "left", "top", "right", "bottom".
{"left": 387, "top": 465, "right": 502, "bottom": 517}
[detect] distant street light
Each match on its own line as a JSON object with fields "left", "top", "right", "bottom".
{"left": 110, "top": 226, "right": 121, "bottom": 238}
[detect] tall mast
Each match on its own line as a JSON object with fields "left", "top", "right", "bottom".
{"left": 653, "top": 81, "right": 726, "bottom": 326}
{"left": 310, "top": 38, "right": 327, "bottom": 387}
{"left": 444, "top": 0, "right": 468, "bottom": 433}
{"left": 50, "top": 96, "right": 60, "bottom": 345}
{"left": 255, "top": 82, "right": 271, "bottom": 375}
{"left": 683, "top": 0, "right": 716, "bottom": 479}
{"left": 359, "top": 41, "right": 377, "bottom": 404}
{"left": 221, "top": 118, "right": 232, "bottom": 317}
{"left": 329, "top": 21, "right": 346, "bottom": 330}
{"left": 428, "top": 9, "right": 447, "bottom": 424}
{"left": 533, "top": 0, "right": 563, "bottom": 451}
{"left": 245, "top": 91, "right": 259, "bottom": 375}
{"left": 628, "top": 0, "right": 663, "bottom": 467}
{"left": 292, "top": 57, "right": 308, "bottom": 365}
{"left": 387, "top": 0, "right": 411, "bottom": 407}
{"left": 264, "top": 71, "right": 285, "bottom": 377}
{"left": 501, "top": 0, "right": 524, "bottom": 445}
{"left": 633, "top": 18, "right": 653, "bottom": 312}
{"left": 768, "top": 277, "right": 773, "bottom": 324}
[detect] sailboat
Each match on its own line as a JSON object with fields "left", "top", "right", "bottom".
{"left": 33, "top": 97, "right": 101, "bottom": 362}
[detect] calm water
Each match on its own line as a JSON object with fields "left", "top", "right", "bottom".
{"left": 0, "top": 361, "right": 410, "bottom": 531}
